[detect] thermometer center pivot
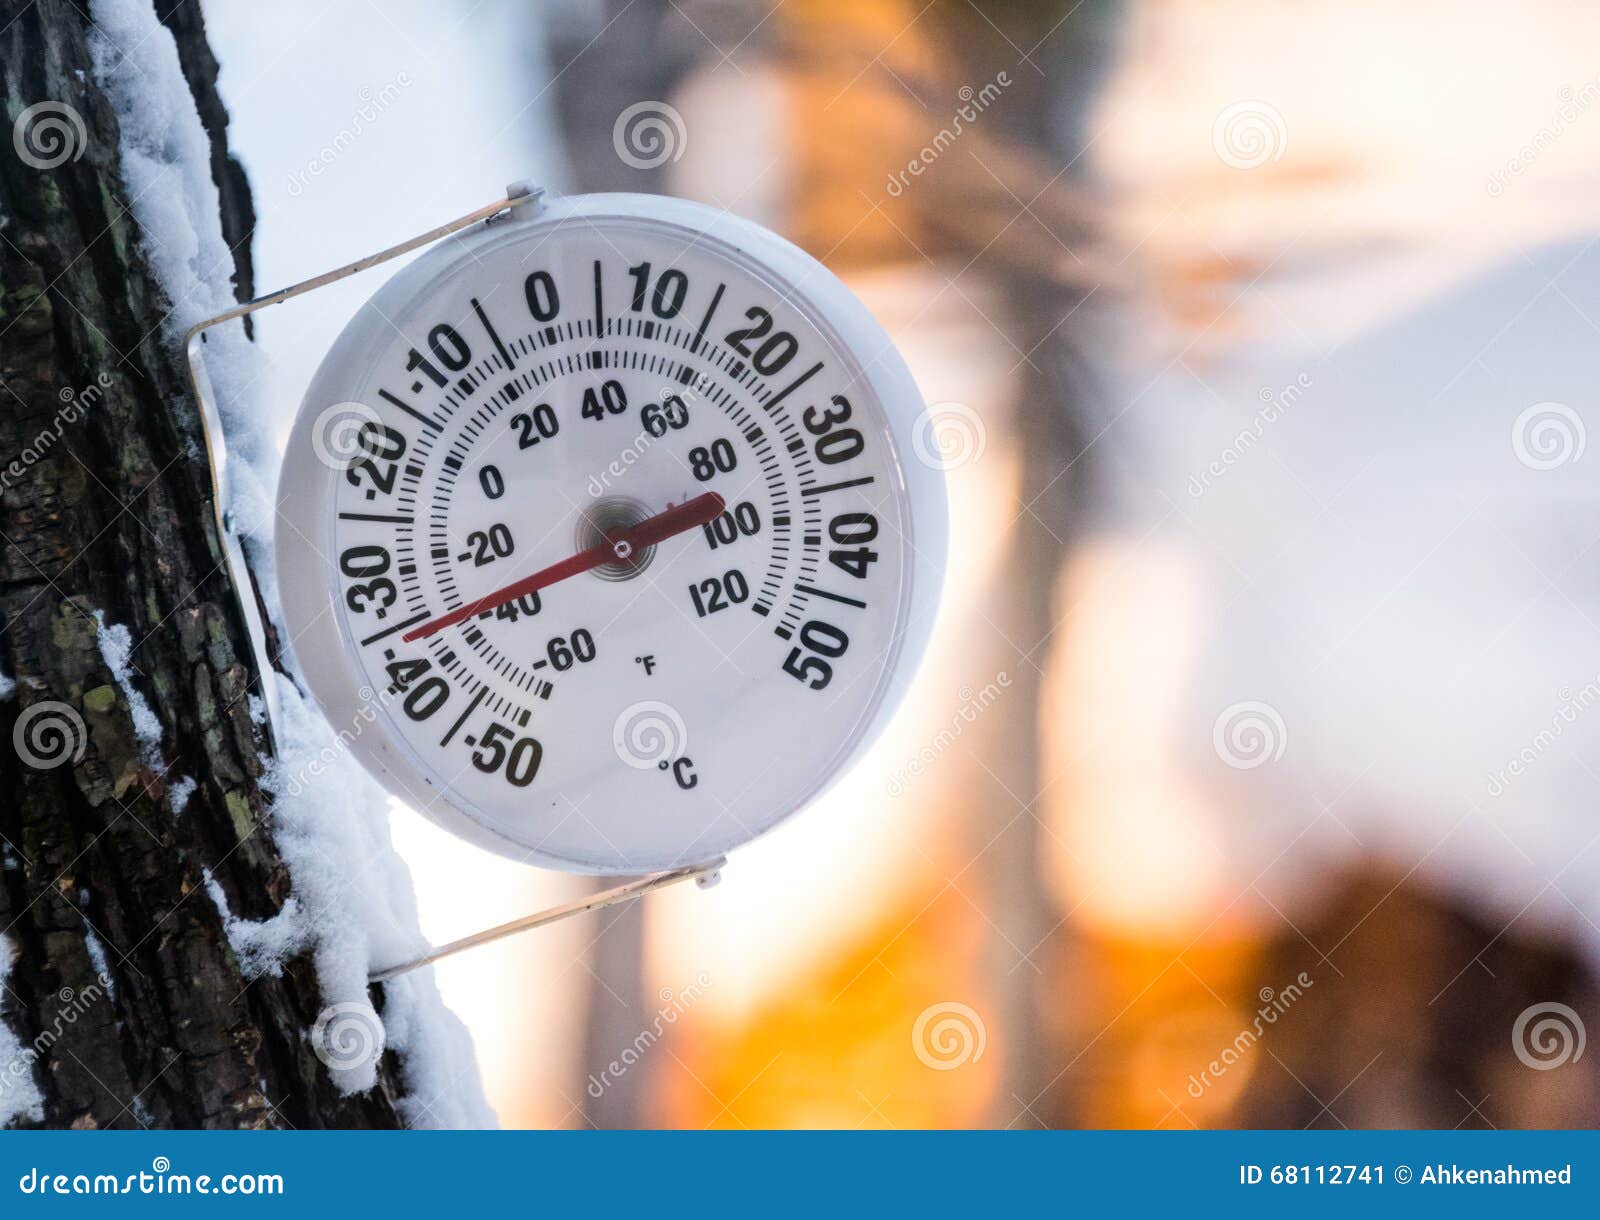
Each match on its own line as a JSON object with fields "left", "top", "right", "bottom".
{"left": 578, "top": 495, "right": 659, "bottom": 582}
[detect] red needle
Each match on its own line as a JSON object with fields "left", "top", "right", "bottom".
{"left": 402, "top": 491, "right": 725, "bottom": 642}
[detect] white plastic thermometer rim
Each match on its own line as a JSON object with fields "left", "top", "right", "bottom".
{"left": 275, "top": 192, "right": 946, "bottom": 872}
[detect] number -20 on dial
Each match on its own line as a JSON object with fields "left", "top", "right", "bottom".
{"left": 278, "top": 192, "right": 946, "bottom": 872}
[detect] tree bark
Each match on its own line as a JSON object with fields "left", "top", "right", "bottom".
{"left": 0, "top": 0, "right": 404, "bottom": 1128}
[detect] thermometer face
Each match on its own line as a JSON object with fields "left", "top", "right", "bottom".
{"left": 278, "top": 194, "right": 944, "bottom": 872}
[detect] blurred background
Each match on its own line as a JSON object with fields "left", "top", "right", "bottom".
{"left": 205, "top": 0, "right": 1600, "bottom": 1127}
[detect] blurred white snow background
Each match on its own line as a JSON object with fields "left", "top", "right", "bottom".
{"left": 1046, "top": 0, "right": 1600, "bottom": 956}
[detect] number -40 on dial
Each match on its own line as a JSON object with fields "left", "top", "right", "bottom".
{"left": 278, "top": 192, "right": 946, "bottom": 872}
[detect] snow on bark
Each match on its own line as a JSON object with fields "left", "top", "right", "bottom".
{"left": 81, "top": 929, "right": 115, "bottom": 1000}
{"left": 92, "top": 611, "right": 163, "bottom": 762}
{"left": 202, "top": 866, "right": 308, "bottom": 981}
{"left": 166, "top": 775, "right": 197, "bottom": 813}
{"left": 88, "top": 0, "right": 494, "bottom": 1127}
{"left": 0, "top": 937, "right": 44, "bottom": 1128}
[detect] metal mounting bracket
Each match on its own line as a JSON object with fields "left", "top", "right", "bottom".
{"left": 180, "top": 184, "right": 720, "bottom": 982}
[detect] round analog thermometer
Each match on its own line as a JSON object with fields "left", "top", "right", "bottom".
{"left": 278, "top": 192, "right": 945, "bottom": 872}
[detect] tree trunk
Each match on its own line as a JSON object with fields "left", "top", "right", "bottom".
{"left": 0, "top": 0, "right": 404, "bottom": 1129}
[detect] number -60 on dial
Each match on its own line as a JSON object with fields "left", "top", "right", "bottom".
{"left": 278, "top": 192, "right": 946, "bottom": 872}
